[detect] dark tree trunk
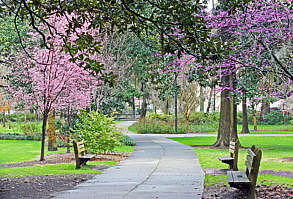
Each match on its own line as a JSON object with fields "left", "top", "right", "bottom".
{"left": 260, "top": 101, "right": 270, "bottom": 121}
{"left": 140, "top": 82, "right": 147, "bottom": 119}
{"left": 230, "top": 96, "right": 238, "bottom": 141}
{"left": 66, "top": 106, "right": 71, "bottom": 153}
{"left": 40, "top": 111, "right": 49, "bottom": 161}
{"left": 2, "top": 111, "right": 6, "bottom": 127}
{"left": 174, "top": 73, "right": 178, "bottom": 133}
{"left": 214, "top": 77, "right": 231, "bottom": 147}
{"left": 206, "top": 86, "right": 213, "bottom": 113}
{"left": 132, "top": 96, "right": 136, "bottom": 119}
{"left": 241, "top": 95, "right": 250, "bottom": 134}
{"left": 253, "top": 113, "right": 257, "bottom": 131}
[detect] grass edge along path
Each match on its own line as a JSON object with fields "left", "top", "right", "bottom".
{"left": 0, "top": 140, "right": 134, "bottom": 177}
{"left": 0, "top": 161, "right": 118, "bottom": 177}
{"left": 169, "top": 136, "right": 293, "bottom": 187}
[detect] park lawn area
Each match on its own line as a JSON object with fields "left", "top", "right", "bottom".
{"left": 0, "top": 121, "right": 43, "bottom": 134}
{"left": 237, "top": 124, "right": 293, "bottom": 132}
{"left": 169, "top": 136, "right": 293, "bottom": 187}
{"left": 0, "top": 161, "right": 117, "bottom": 177}
{"left": 0, "top": 140, "right": 134, "bottom": 177}
{"left": 0, "top": 140, "right": 134, "bottom": 164}
{"left": 0, "top": 140, "right": 68, "bottom": 164}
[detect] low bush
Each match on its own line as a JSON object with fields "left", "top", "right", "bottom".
{"left": 262, "top": 111, "right": 291, "bottom": 125}
{"left": 72, "top": 111, "right": 123, "bottom": 153}
{"left": 133, "top": 117, "right": 217, "bottom": 134}
{"left": 20, "top": 122, "right": 41, "bottom": 135}
{"left": 120, "top": 135, "right": 136, "bottom": 146}
{"left": 0, "top": 133, "right": 41, "bottom": 141}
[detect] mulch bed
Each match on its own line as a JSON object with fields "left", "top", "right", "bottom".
{"left": 203, "top": 185, "right": 293, "bottom": 199}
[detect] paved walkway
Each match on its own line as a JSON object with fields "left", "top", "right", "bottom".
{"left": 53, "top": 121, "right": 205, "bottom": 199}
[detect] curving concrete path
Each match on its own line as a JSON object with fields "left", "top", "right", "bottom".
{"left": 53, "top": 121, "right": 205, "bottom": 199}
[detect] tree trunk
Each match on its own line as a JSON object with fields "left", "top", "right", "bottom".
{"left": 132, "top": 96, "right": 136, "bottom": 119}
{"left": 200, "top": 86, "right": 204, "bottom": 112}
{"left": 2, "top": 111, "right": 6, "bottom": 127}
{"left": 214, "top": 83, "right": 231, "bottom": 147}
{"left": 140, "top": 82, "right": 147, "bottom": 119}
{"left": 48, "top": 109, "right": 57, "bottom": 151}
{"left": 260, "top": 101, "right": 270, "bottom": 121}
{"left": 40, "top": 111, "right": 49, "bottom": 161}
{"left": 230, "top": 96, "right": 238, "bottom": 141}
{"left": 241, "top": 95, "right": 250, "bottom": 134}
{"left": 206, "top": 86, "right": 213, "bottom": 113}
{"left": 253, "top": 113, "right": 257, "bottom": 131}
{"left": 66, "top": 106, "right": 71, "bottom": 153}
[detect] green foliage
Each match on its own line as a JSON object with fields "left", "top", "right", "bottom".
{"left": 120, "top": 135, "right": 136, "bottom": 146}
{"left": 189, "top": 112, "right": 219, "bottom": 125}
{"left": 262, "top": 111, "right": 291, "bottom": 125}
{"left": 146, "top": 112, "right": 173, "bottom": 122}
{"left": 8, "top": 113, "right": 37, "bottom": 122}
{"left": 0, "top": 133, "right": 41, "bottom": 141}
{"left": 133, "top": 112, "right": 218, "bottom": 134}
{"left": 73, "top": 111, "right": 123, "bottom": 153}
{"left": 20, "top": 122, "right": 40, "bottom": 135}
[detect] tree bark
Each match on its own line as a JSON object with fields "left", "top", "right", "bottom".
{"left": 260, "top": 101, "right": 270, "bottom": 121}
{"left": 253, "top": 113, "right": 257, "bottom": 131}
{"left": 230, "top": 96, "right": 238, "bottom": 141}
{"left": 66, "top": 106, "right": 71, "bottom": 153}
{"left": 132, "top": 96, "right": 136, "bottom": 119}
{"left": 214, "top": 76, "right": 231, "bottom": 147}
{"left": 200, "top": 86, "right": 205, "bottom": 112}
{"left": 241, "top": 95, "right": 250, "bottom": 134}
{"left": 48, "top": 109, "right": 57, "bottom": 151}
{"left": 206, "top": 86, "right": 213, "bottom": 113}
{"left": 140, "top": 82, "right": 147, "bottom": 119}
{"left": 40, "top": 111, "right": 49, "bottom": 161}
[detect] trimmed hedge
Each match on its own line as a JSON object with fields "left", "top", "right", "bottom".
{"left": 0, "top": 133, "right": 41, "bottom": 141}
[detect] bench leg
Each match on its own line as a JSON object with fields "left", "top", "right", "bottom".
{"left": 80, "top": 158, "right": 90, "bottom": 166}
{"left": 76, "top": 158, "right": 81, "bottom": 169}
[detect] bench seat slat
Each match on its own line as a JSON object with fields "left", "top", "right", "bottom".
{"left": 80, "top": 154, "right": 95, "bottom": 159}
{"left": 218, "top": 156, "right": 234, "bottom": 161}
{"left": 227, "top": 171, "right": 250, "bottom": 184}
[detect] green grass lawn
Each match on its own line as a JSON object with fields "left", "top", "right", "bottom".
{"left": 0, "top": 140, "right": 134, "bottom": 177}
{"left": 169, "top": 136, "right": 293, "bottom": 187}
{"left": 0, "top": 121, "right": 43, "bottom": 134}
{"left": 0, "top": 161, "right": 117, "bottom": 177}
{"left": 237, "top": 124, "right": 293, "bottom": 131}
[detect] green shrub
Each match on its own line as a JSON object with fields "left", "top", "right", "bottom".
{"left": 263, "top": 111, "right": 290, "bottom": 125}
{"left": 73, "top": 111, "right": 123, "bottom": 153}
{"left": 120, "top": 135, "right": 136, "bottom": 146}
{"left": 0, "top": 133, "right": 41, "bottom": 141}
{"left": 146, "top": 113, "right": 173, "bottom": 122}
{"left": 20, "top": 122, "right": 40, "bottom": 136}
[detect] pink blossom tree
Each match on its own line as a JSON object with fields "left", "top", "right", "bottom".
{"left": 8, "top": 14, "right": 101, "bottom": 161}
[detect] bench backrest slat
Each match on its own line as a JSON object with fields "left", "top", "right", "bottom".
{"left": 229, "top": 141, "right": 236, "bottom": 153}
{"left": 77, "top": 141, "right": 85, "bottom": 153}
{"left": 245, "top": 145, "right": 262, "bottom": 189}
{"left": 245, "top": 149, "right": 256, "bottom": 173}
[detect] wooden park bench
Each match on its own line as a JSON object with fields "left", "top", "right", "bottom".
{"left": 73, "top": 140, "right": 95, "bottom": 169}
{"left": 218, "top": 139, "right": 239, "bottom": 170}
{"left": 227, "top": 145, "right": 262, "bottom": 199}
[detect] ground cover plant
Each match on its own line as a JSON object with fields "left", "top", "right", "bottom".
{"left": 169, "top": 136, "right": 293, "bottom": 187}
